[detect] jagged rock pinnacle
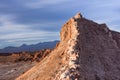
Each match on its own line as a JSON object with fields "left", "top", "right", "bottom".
{"left": 74, "top": 12, "right": 83, "bottom": 19}
{"left": 70, "top": 12, "right": 83, "bottom": 25}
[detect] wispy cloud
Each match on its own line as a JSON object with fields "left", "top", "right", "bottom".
{"left": 0, "top": 14, "right": 59, "bottom": 48}
{"left": 0, "top": 14, "right": 29, "bottom": 33}
{"left": 0, "top": 31, "right": 59, "bottom": 40}
{"left": 0, "top": 31, "right": 59, "bottom": 45}
{"left": 0, "top": 31, "right": 59, "bottom": 48}
{"left": 0, "top": 0, "right": 120, "bottom": 48}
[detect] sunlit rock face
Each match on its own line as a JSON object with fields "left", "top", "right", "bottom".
{"left": 16, "top": 13, "right": 120, "bottom": 80}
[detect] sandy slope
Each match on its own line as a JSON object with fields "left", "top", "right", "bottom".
{"left": 0, "top": 62, "right": 36, "bottom": 80}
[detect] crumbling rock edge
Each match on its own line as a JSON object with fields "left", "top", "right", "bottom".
{"left": 16, "top": 13, "right": 120, "bottom": 80}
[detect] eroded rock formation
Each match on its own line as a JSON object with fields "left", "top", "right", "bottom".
{"left": 0, "top": 49, "right": 52, "bottom": 63}
{"left": 16, "top": 13, "right": 120, "bottom": 80}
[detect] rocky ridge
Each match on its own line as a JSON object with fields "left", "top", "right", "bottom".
{"left": 0, "top": 49, "right": 52, "bottom": 80}
{"left": 0, "top": 49, "right": 52, "bottom": 63}
{"left": 16, "top": 13, "right": 120, "bottom": 80}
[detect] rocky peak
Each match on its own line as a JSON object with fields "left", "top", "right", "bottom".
{"left": 74, "top": 12, "right": 83, "bottom": 19}
{"left": 16, "top": 13, "right": 120, "bottom": 80}
{"left": 60, "top": 13, "right": 83, "bottom": 42}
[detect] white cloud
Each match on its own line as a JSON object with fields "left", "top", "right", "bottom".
{"left": 0, "top": 14, "right": 30, "bottom": 33}
{"left": 0, "top": 31, "right": 59, "bottom": 40}
{"left": 0, "top": 14, "right": 60, "bottom": 48}
{"left": 0, "top": 31, "right": 59, "bottom": 47}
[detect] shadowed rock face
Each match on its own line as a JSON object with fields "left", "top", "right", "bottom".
{"left": 16, "top": 13, "right": 120, "bottom": 80}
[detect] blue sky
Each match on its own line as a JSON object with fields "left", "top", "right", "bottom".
{"left": 0, "top": 0, "right": 120, "bottom": 48}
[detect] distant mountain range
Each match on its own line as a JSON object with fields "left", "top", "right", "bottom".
{"left": 0, "top": 40, "right": 59, "bottom": 53}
